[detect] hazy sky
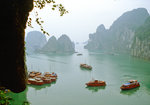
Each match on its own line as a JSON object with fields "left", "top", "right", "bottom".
{"left": 25, "top": 0, "right": 150, "bottom": 43}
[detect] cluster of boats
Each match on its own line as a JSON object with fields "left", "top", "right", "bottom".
{"left": 80, "top": 63, "right": 92, "bottom": 70}
{"left": 80, "top": 63, "right": 140, "bottom": 90}
{"left": 86, "top": 79, "right": 140, "bottom": 90}
{"left": 27, "top": 71, "right": 57, "bottom": 86}
{"left": 27, "top": 69, "right": 139, "bottom": 91}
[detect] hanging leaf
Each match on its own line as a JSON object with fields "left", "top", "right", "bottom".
{"left": 27, "top": 0, "right": 68, "bottom": 36}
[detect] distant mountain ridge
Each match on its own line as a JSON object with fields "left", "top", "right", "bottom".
{"left": 40, "top": 34, "right": 75, "bottom": 54}
{"left": 84, "top": 8, "right": 150, "bottom": 54}
{"left": 25, "top": 31, "right": 75, "bottom": 54}
{"left": 131, "top": 16, "right": 150, "bottom": 60}
{"left": 25, "top": 31, "right": 47, "bottom": 54}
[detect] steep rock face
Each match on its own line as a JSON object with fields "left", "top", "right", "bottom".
{"left": 131, "top": 17, "right": 150, "bottom": 60}
{"left": 41, "top": 36, "right": 58, "bottom": 53}
{"left": 131, "top": 37, "right": 150, "bottom": 60}
{"left": 40, "top": 34, "right": 75, "bottom": 53}
{"left": 57, "top": 34, "right": 75, "bottom": 53}
{"left": 0, "top": 0, "right": 33, "bottom": 93}
{"left": 108, "top": 8, "right": 149, "bottom": 53}
{"left": 25, "top": 31, "right": 47, "bottom": 53}
{"left": 84, "top": 24, "right": 109, "bottom": 51}
{"left": 84, "top": 8, "right": 149, "bottom": 53}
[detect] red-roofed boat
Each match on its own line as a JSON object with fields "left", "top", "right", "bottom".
{"left": 28, "top": 78, "right": 44, "bottom": 86}
{"left": 86, "top": 79, "right": 106, "bottom": 87}
{"left": 120, "top": 80, "right": 140, "bottom": 90}
{"left": 44, "top": 72, "right": 57, "bottom": 78}
{"left": 80, "top": 64, "right": 92, "bottom": 70}
{"left": 42, "top": 77, "right": 52, "bottom": 84}
{"left": 50, "top": 77, "right": 57, "bottom": 82}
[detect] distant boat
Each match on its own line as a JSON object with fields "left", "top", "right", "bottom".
{"left": 80, "top": 63, "right": 92, "bottom": 70}
{"left": 120, "top": 80, "right": 140, "bottom": 90}
{"left": 77, "top": 53, "right": 83, "bottom": 56}
{"left": 86, "top": 79, "right": 106, "bottom": 87}
{"left": 27, "top": 71, "right": 58, "bottom": 85}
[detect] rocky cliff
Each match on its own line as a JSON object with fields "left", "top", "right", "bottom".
{"left": 0, "top": 0, "right": 33, "bottom": 93}
{"left": 131, "top": 17, "right": 150, "bottom": 60}
{"left": 25, "top": 31, "right": 47, "bottom": 53}
{"left": 40, "top": 34, "right": 75, "bottom": 54}
{"left": 57, "top": 34, "right": 75, "bottom": 53}
{"left": 84, "top": 8, "right": 149, "bottom": 53}
{"left": 41, "top": 36, "right": 58, "bottom": 53}
{"left": 84, "top": 24, "right": 109, "bottom": 51}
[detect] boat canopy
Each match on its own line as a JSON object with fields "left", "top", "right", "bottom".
{"left": 129, "top": 80, "right": 137, "bottom": 82}
{"left": 124, "top": 83, "right": 131, "bottom": 86}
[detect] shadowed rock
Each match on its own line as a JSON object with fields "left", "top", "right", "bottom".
{"left": 0, "top": 0, "right": 33, "bottom": 93}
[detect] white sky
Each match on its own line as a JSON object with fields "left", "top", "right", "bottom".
{"left": 25, "top": 0, "right": 150, "bottom": 43}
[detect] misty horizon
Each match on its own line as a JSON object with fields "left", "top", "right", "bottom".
{"left": 25, "top": 0, "right": 150, "bottom": 43}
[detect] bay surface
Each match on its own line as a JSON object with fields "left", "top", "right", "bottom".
{"left": 9, "top": 44, "right": 150, "bottom": 105}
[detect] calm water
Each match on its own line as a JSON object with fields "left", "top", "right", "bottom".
{"left": 9, "top": 44, "right": 150, "bottom": 105}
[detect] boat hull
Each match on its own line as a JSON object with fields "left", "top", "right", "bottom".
{"left": 80, "top": 64, "right": 92, "bottom": 70}
{"left": 120, "top": 83, "right": 140, "bottom": 90}
{"left": 86, "top": 80, "right": 106, "bottom": 87}
{"left": 86, "top": 83, "right": 106, "bottom": 87}
{"left": 43, "top": 79, "right": 52, "bottom": 84}
{"left": 28, "top": 80, "right": 44, "bottom": 86}
{"left": 51, "top": 77, "right": 57, "bottom": 82}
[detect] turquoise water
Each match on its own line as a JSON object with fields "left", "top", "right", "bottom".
{"left": 9, "top": 44, "right": 150, "bottom": 105}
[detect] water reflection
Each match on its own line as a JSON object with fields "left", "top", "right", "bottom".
{"left": 80, "top": 67, "right": 92, "bottom": 72}
{"left": 28, "top": 84, "right": 51, "bottom": 90}
{"left": 25, "top": 45, "right": 150, "bottom": 105}
{"left": 141, "top": 82, "right": 150, "bottom": 95}
{"left": 8, "top": 87, "right": 28, "bottom": 105}
{"left": 27, "top": 81, "right": 56, "bottom": 90}
{"left": 85, "top": 86, "right": 106, "bottom": 93}
{"left": 120, "top": 87, "right": 140, "bottom": 96}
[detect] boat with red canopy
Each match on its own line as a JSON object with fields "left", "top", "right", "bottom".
{"left": 120, "top": 80, "right": 140, "bottom": 90}
{"left": 86, "top": 79, "right": 106, "bottom": 87}
{"left": 80, "top": 63, "right": 92, "bottom": 70}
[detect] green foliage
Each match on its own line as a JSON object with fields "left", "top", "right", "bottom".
{"left": 0, "top": 90, "right": 12, "bottom": 105}
{"left": 27, "top": 0, "right": 68, "bottom": 36}
{"left": 135, "top": 16, "right": 150, "bottom": 40}
{"left": 22, "top": 100, "right": 30, "bottom": 105}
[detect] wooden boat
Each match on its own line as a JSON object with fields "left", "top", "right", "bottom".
{"left": 50, "top": 77, "right": 57, "bottom": 82}
{"left": 28, "top": 78, "right": 37, "bottom": 85}
{"left": 42, "top": 77, "right": 52, "bottom": 84}
{"left": 77, "top": 53, "right": 82, "bottom": 56}
{"left": 44, "top": 72, "right": 57, "bottom": 78}
{"left": 35, "top": 72, "right": 42, "bottom": 76}
{"left": 44, "top": 72, "right": 51, "bottom": 77}
{"left": 80, "top": 64, "right": 92, "bottom": 70}
{"left": 120, "top": 80, "right": 140, "bottom": 90}
{"left": 86, "top": 80, "right": 106, "bottom": 87}
{"left": 28, "top": 71, "right": 42, "bottom": 78}
{"left": 28, "top": 73, "right": 36, "bottom": 78}
{"left": 28, "top": 78, "right": 44, "bottom": 86}
{"left": 50, "top": 72, "right": 57, "bottom": 78}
